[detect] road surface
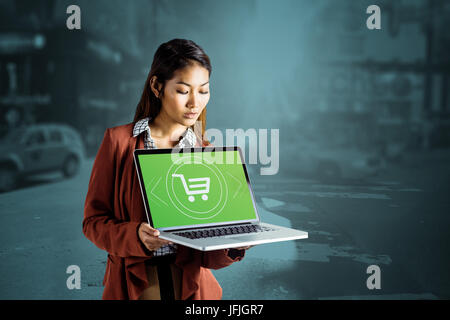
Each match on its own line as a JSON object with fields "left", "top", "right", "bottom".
{"left": 0, "top": 150, "right": 449, "bottom": 299}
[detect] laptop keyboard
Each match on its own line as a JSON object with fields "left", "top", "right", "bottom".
{"left": 174, "top": 224, "right": 276, "bottom": 240}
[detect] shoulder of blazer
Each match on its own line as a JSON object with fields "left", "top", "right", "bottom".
{"left": 107, "top": 122, "right": 135, "bottom": 145}
{"left": 101, "top": 122, "right": 136, "bottom": 159}
{"left": 109, "top": 122, "right": 134, "bottom": 138}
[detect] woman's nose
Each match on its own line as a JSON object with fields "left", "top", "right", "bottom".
{"left": 187, "top": 93, "right": 199, "bottom": 109}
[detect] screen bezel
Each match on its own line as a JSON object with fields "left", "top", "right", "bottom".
{"left": 133, "top": 146, "right": 260, "bottom": 231}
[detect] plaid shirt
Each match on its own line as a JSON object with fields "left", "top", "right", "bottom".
{"left": 133, "top": 117, "right": 198, "bottom": 256}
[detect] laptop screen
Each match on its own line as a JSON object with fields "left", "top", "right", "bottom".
{"left": 135, "top": 148, "right": 259, "bottom": 230}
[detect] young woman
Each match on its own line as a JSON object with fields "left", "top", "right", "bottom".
{"left": 83, "top": 39, "right": 249, "bottom": 300}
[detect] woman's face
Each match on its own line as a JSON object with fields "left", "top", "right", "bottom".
{"left": 153, "top": 61, "right": 210, "bottom": 128}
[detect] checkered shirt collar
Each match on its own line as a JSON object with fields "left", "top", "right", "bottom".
{"left": 132, "top": 117, "right": 198, "bottom": 148}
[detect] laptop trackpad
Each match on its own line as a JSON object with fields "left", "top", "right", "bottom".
{"left": 228, "top": 234, "right": 262, "bottom": 242}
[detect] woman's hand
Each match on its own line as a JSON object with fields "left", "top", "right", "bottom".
{"left": 138, "top": 223, "right": 173, "bottom": 252}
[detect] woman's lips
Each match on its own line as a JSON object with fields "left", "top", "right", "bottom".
{"left": 183, "top": 112, "right": 198, "bottom": 119}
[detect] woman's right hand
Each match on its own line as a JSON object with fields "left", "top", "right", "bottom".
{"left": 138, "top": 223, "right": 173, "bottom": 252}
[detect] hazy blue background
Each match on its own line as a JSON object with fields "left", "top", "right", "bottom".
{"left": 0, "top": 0, "right": 449, "bottom": 300}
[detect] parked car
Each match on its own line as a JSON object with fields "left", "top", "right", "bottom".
{"left": 0, "top": 123, "right": 85, "bottom": 192}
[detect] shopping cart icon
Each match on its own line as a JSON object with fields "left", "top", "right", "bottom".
{"left": 172, "top": 174, "right": 210, "bottom": 202}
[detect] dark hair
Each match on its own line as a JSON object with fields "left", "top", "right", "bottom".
{"left": 133, "top": 39, "right": 212, "bottom": 143}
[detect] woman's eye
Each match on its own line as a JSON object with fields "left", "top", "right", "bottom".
{"left": 177, "top": 90, "right": 209, "bottom": 95}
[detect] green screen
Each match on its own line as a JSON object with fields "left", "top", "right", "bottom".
{"left": 138, "top": 150, "right": 258, "bottom": 229}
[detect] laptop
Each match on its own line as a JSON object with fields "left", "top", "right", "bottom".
{"left": 133, "top": 146, "right": 308, "bottom": 251}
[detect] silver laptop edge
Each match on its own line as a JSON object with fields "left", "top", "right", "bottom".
{"left": 158, "top": 223, "right": 308, "bottom": 251}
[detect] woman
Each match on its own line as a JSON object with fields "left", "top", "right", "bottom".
{"left": 83, "top": 39, "right": 248, "bottom": 300}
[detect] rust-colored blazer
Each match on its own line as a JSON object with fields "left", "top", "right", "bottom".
{"left": 83, "top": 122, "right": 245, "bottom": 300}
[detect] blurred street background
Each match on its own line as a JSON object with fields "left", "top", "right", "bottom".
{"left": 0, "top": 0, "right": 449, "bottom": 299}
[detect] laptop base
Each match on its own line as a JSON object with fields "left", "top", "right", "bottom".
{"left": 158, "top": 222, "right": 308, "bottom": 251}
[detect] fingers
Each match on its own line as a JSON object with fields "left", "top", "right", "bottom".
{"left": 138, "top": 223, "right": 173, "bottom": 251}
{"left": 140, "top": 223, "right": 160, "bottom": 237}
{"left": 141, "top": 236, "right": 173, "bottom": 251}
{"left": 142, "top": 237, "right": 172, "bottom": 251}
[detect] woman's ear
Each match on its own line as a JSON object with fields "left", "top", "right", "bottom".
{"left": 150, "top": 76, "right": 163, "bottom": 98}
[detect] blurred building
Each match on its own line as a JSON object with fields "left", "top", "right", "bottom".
{"left": 0, "top": 0, "right": 145, "bottom": 155}
{"left": 294, "top": 0, "right": 450, "bottom": 160}
{"left": 352, "top": 0, "right": 450, "bottom": 150}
